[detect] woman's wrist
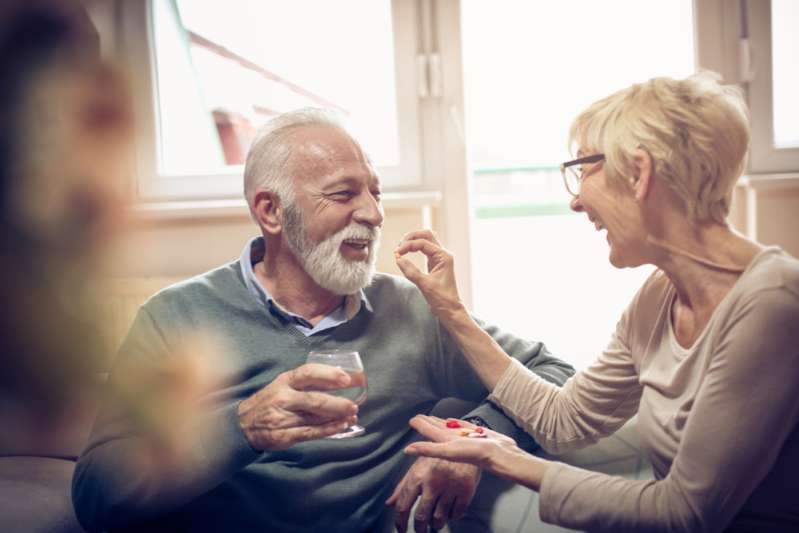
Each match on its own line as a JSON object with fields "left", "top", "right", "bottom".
{"left": 438, "top": 304, "right": 513, "bottom": 391}
{"left": 492, "top": 447, "right": 549, "bottom": 492}
{"left": 437, "top": 302, "right": 472, "bottom": 329}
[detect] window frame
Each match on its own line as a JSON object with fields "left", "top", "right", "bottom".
{"left": 694, "top": 0, "right": 799, "bottom": 175}
{"left": 119, "top": 0, "right": 425, "bottom": 201}
{"left": 745, "top": 0, "right": 799, "bottom": 173}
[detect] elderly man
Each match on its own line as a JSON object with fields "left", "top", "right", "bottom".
{"left": 72, "top": 109, "right": 574, "bottom": 533}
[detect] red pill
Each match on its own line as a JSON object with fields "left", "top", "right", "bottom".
{"left": 446, "top": 420, "right": 462, "bottom": 429}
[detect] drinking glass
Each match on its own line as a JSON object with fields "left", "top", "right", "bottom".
{"left": 306, "top": 350, "right": 367, "bottom": 438}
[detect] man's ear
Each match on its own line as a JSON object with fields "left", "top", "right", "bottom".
{"left": 631, "top": 149, "right": 653, "bottom": 202}
{"left": 252, "top": 189, "right": 283, "bottom": 236}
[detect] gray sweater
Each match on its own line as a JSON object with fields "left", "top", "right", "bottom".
{"left": 72, "top": 263, "right": 574, "bottom": 532}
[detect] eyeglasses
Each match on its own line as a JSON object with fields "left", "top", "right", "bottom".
{"left": 560, "top": 154, "right": 605, "bottom": 197}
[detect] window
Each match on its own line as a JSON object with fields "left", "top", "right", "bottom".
{"left": 745, "top": 0, "right": 799, "bottom": 173}
{"left": 461, "top": 0, "right": 694, "bottom": 369}
{"left": 122, "top": 0, "right": 423, "bottom": 200}
{"left": 771, "top": 0, "right": 799, "bottom": 150}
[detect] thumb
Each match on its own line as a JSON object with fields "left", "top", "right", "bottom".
{"left": 395, "top": 252, "right": 425, "bottom": 284}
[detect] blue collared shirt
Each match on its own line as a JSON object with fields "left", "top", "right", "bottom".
{"left": 239, "top": 236, "right": 370, "bottom": 336}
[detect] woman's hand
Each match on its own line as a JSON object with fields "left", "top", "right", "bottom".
{"left": 396, "top": 230, "right": 515, "bottom": 391}
{"left": 404, "top": 415, "right": 518, "bottom": 470}
{"left": 405, "top": 415, "right": 549, "bottom": 492}
{"left": 394, "top": 230, "right": 466, "bottom": 320}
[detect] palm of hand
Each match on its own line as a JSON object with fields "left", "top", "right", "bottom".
{"left": 442, "top": 434, "right": 518, "bottom": 470}
{"left": 407, "top": 415, "right": 521, "bottom": 471}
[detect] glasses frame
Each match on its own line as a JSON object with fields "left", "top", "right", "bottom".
{"left": 560, "top": 154, "right": 606, "bottom": 197}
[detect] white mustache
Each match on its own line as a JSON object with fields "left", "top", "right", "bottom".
{"left": 333, "top": 223, "right": 380, "bottom": 244}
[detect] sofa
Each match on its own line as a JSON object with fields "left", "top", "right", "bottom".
{"left": 0, "top": 279, "right": 167, "bottom": 533}
{"left": 0, "top": 393, "right": 97, "bottom": 533}
{"left": 0, "top": 279, "right": 652, "bottom": 533}
{"left": 0, "top": 400, "right": 649, "bottom": 533}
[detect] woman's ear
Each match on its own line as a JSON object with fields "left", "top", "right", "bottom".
{"left": 252, "top": 189, "right": 283, "bottom": 236}
{"left": 631, "top": 149, "right": 653, "bottom": 202}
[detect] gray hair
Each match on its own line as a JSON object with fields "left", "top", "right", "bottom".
{"left": 243, "top": 107, "right": 345, "bottom": 214}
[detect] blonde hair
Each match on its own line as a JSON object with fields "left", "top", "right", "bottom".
{"left": 568, "top": 72, "right": 750, "bottom": 223}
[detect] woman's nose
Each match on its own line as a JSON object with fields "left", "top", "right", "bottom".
{"left": 570, "top": 195, "right": 584, "bottom": 212}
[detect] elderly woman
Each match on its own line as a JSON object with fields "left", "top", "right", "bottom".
{"left": 394, "top": 73, "right": 799, "bottom": 532}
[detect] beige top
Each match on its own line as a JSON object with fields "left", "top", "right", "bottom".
{"left": 489, "top": 247, "right": 799, "bottom": 532}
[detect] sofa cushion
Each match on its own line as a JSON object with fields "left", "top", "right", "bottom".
{"left": 0, "top": 456, "right": 85, "bottom": 533}
{"left": 0, "top": 392, "right": 98, "bottom": 460}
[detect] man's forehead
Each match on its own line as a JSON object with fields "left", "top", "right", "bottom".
{"left": 286, "top": 124, "right": 377, "bottom": 182}
{"left": 288, "top": 125, "right": 366, "bottom": 163}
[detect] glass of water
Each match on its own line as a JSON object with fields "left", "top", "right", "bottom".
{"left": 306, "top": 350, "right": 367, "bottom": 438}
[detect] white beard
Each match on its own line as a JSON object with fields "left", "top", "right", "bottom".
{"left": 283, "top": 205, "right": 380, "bottom": 295}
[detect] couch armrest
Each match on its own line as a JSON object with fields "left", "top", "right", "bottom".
{"left": 0, "top": 456, "right": 86, "bottom": 533}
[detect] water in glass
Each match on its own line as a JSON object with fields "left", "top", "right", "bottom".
{"left": 306, "top": 350, "right": 367, "bottom": 438}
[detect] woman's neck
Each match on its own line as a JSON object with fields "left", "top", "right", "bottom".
{"left": 648, "top": 222, "right": 762, "bottom": 313}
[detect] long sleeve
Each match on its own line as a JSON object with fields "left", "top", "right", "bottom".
{"left": 434, "top": 317, "right": 576, "bottom": 446}
{"left": 493, "top": 279, "right": 799, "bottom": 532}
{"left": 71, "top": 307, "right": 260, "bottom": 532}
{"left": 488, "top": 324, "right": 642, "bottom": 454}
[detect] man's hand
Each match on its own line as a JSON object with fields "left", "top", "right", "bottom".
{"left": 386, "top": 456, "right": 481, "bottom": 533}
{"left": 237, "top": 363, "right": 359, "bottom": 451}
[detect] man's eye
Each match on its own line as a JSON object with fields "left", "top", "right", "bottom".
{"left": 371, "top": 190, "right": 382, "bottom": 199}
{"left": 330, "top": 191, "right": 355, "bottom": 200}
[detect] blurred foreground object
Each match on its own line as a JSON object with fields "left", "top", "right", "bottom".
{"left": 0, "top": 2, "right": 134, "bottom": 531}
{"left": 0, "top": 2, "right": 223, "bottom": 532}
{"left": 0, "top": 0, "right": 134, "bottom": 415}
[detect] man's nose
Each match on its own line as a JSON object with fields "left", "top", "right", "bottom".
{"left": 569, "top": 195, "right": 584, "bottom": 213}
{"left": 353, "top": 191, "right": 384, "bottom": 227}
